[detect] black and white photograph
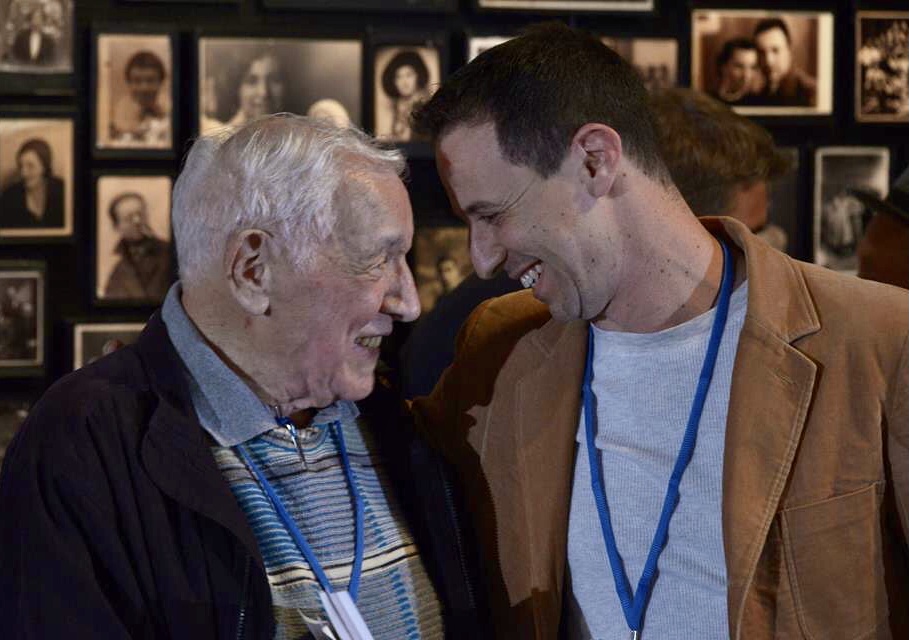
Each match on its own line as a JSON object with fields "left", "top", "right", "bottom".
{"left": 467, "top": 35, "right": 511, "bottom": 62}
{"left": 814, "top": 147, "right": 890, "bottom": 273}
{"left": 73, "top": 321, "right": 144, "bottom": 370}
{"left": 95, "top": 175, "right": 173, "bottom": 304}
{"left": 414, "top": 226, "right": 471, "bottom": 313}
{"left": 373, "top": 45, "right": 440, "bottom": 143}
{"left": 0, "top": 263, "right": 43, "bottom": 369}
{"left": 601, "top": 37, "right": 677, "bottom": 92}
{"left": 856, "top": 12, "right": 909, "bottom": 124}
{"left": 691, "top": 10, "right": 834, "bottom": 116}
{"left": 0, "top": 395, "right": 30, "bottom": 466}
{"left": 0, "top": 0, "right": 72, "bottom": 73}
{"left": 476, "top": 0, "right": 652, "bottom": 12}
{"left": 766, "top": 147, "right": 800, "bottom": 257}
{"left": 198, "top": 36, "right": 361, "bottom": 135}
{"left": 0, "top": 116, "right": 73, "bottom": 238}
{"left": 95, "top": 32, "right": 174, "bottom": 151}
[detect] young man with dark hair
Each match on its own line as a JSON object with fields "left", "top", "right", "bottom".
{"left": 752, "top": 17, "right": 817, "bottom": 107}
{"left": 410, "top": 22, "right": 908, "bottom": 639}
{"left": 110, "top": 50, "right": 169, "bottom": 145}
{"left": 712, "top": 37, "right": 761, "bottom": 105}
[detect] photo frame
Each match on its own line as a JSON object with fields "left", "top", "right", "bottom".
{"left": 475, "top": 0, "right": 653, "bottom": 12}
{"left": 371, "top": 40, "right": 442, "bottom": 145}
{"left": 197, "top": 35, "right": 362, "bottom": 136}
{"left": 94, "top": 173, "right": 174, "bottom": 306}
{"left": 413, "top": 225, "right": 471, "bottom": 313}
{"left": 602, "top": 37, "right": 678, "bottom": 92}
{"left": 261, "top": 0, "right": 455, "bottom": 11}
{"left": 72, "top": 321, "right": 145, "bottom": 370}
{"left": 92, "top": 29, "right": 178, "bottom": 157}
{"left": 691, "top": 9, "right": 834, "bottom": 117}
{"left": 855, "top": 11, "right": 909, "bottom": 124}
{"left": 0, "top": 112, "right": 74, "bottom": 240}
{"left": 0, "top": 0, "right": 75, "bottom": 95}
{"left": 0, "top": 393, "right": 31, "bottom": 465}
{"left": 0, "top": 260, "right": 45, "bottom": 375}
{"left": 467, "top": 35, "right": 511, "bottom": 63}
{"left": 813, "top": 146, "right": 890, "bottom": 273}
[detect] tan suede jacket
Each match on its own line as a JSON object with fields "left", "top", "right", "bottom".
{"left": 412, "top": 218, "right": 909, "bottom": 640}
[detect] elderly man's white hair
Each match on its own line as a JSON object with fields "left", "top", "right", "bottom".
{"left": 172, "top": 113, "right": 406, "bottom": 286}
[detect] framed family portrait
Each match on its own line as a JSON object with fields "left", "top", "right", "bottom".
{"left": 855, "top": 11, "right": 909, "bottom": 124}
{"left": 93, "top": 30, "right": 177, "bottom": 155}
{"left": 0, "top": 393, "right": 31, "bottom": 466}
{"left": 197, "top": 36, "right": 362, "bottom": 136}
{"left": 475, "top": 0, "right": 652, "bottom": 12}
{"left": 0, "top": 0, "right": 74, "bottom": 94}
{"left": 0, "top": 114, "right": 73, "bottom": 239}
{"left": 413, "top": 226, "right": 471, "bottom": 313}
{"left": 95, "top": 174, "right": 173, "bottom": 305}
{"left": 602, "top": 37, "right": 678, "bottom": 92}
{"left": 372, "top": 41, "right": 441, "bottom": 144}
{"left": 814, "top": 147, "right": 890, "bottom": 274}
{"left": 0, "top": 260, "right": 44, "bottom": 374}
{"left": 691, "top": 10, "right": 834, "bottom": 116}
{"left": 72, "top": 321, "right": 145, "bottom": 370}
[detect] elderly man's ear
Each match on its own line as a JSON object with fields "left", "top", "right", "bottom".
{"left": 227, "top": 229, "right": 273, "bottom": 316}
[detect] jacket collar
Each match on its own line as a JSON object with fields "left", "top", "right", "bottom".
{"left": 512, "top": 217, "right": 821, "bottom": 638}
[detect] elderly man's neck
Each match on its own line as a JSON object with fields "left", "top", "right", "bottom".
{"left": 181, "top": 284, "right": 321, "bottom": 416}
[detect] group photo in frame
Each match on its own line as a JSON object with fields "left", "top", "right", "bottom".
{"left": 0, "top": 0, "right": 73, "bottom": 74}
{"left": 813, "top": 146, "right": 890, "bottom": 274}
{"left": 855, "top": 11, "right": 909, "bottom": 124}
{"left": 601, "top": 37, "right": 678, "bottom": 92}
{"left": 197, "top": 36, "right": 362, "bottom": 135}
{"left": 0, "top": 260, "right": 44, "bottom": 372}
{"left": 0, "top": 114, "right": 73, "bottom": 239}
{"left": 691, "top": 9, "right": 834, "bottom": 116}
{"left": 372, "top": 42, "right": 441, "bottom": 144}
{"left": 72, "top": 321, "right": 145, "bottom": 370}
{"left": 413, "top": 225, "right": 471, "bottom": 313}
{"left": 93, "top": 30, "right": 176, "bottom": 154}
{"left": 475, "top": 0, "right": 652, "bottom": 12}
{"left": 94, "top": 173, "right": 173, "bottom": 305}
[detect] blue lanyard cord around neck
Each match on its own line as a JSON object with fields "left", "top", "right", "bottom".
{"left": 582, "top": 239, "right": 734, "bottom": 637}
{"left": 235, "top": 417, "right": 366, "bottom": 601}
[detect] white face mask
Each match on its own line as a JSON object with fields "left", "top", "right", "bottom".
{"left": 756, "top": 223, "right": 789, "bottom": 253}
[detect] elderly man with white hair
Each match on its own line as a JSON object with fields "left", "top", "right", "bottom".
{"left": 0, "top": 115, "right": 485, "bottom": 639}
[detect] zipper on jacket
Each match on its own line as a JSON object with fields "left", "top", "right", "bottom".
{"left": 235, "top": 554, "right": 251, "bottom": 640}
{"left": 437, "top": 461, "right": 477, "bottom": 613}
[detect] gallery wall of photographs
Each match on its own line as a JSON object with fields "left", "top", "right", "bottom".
{"left": 0, "top": 0, "right": 906, "bottom": 459}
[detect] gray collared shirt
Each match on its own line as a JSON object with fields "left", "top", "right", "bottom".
{"left": 160, "top": 282, "right": 358, "bottom": 446}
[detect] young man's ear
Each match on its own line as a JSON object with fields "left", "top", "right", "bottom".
{"left": 573, "top": 123, "right": 622, "bottom": 198}
{"left": 226, "top": 229, "right": 273, "bottom": 316}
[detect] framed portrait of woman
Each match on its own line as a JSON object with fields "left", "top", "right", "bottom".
{"left": 197, "top": 35, "right": 362, "bottom": 136}
{"left": 0, "top": 260, "right": 45, "bottom": 375}
{"left": 0, "top": 113, "right": 74, "bottom": 239}
{"left": 93, "top": 29, "right": 178, "bottom": 156}
{"left": 371, "top": 43, "right": 441, "bottom": 144}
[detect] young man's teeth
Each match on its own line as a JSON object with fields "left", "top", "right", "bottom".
{"left": 520, "top": 264, "right": 543, "bottom": 289}
{"left": 356, "top": 336, "right": 382, "bottom": 348}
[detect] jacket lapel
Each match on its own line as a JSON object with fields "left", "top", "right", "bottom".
{"left": 513, "top": 317, "right": 587, "bottom": 638}
{"left": 703, "top": 219, "right": 822, "bottom": 639}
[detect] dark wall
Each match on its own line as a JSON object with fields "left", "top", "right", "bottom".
{"left": 0, "top": 0, "right": 906, "bottom": 402}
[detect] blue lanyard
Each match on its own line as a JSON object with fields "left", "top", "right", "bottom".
{"left": 236, "top": 418, "right": 366, "bottom": 600}
{"left": 582, "top": 240, "right": 733, "bottom": 638}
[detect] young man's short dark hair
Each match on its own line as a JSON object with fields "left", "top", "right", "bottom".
{"left": 753, "top": 18, "right": 792, "bottom": 45}
{"left": 412, "top": 22, "right": 669, "bottom": 182}
{"left": 716, "top": 37, "right": 757, "bottom": 71}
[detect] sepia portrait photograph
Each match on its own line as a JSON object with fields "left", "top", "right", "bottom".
{"left": 73, "top": 321, "right": 144, "bottom": 370}
{"left": 814, "top": 147, "right": 890, "bottom": 273}
{"left": 373, "top": 45, "right": 440, "bottom": 143}
{"left": 691, "top": 10, "right": 833, "bottom": 116}
{"left": 477, "top": 0, "right": 652, "bottom": 12}
{"left": 856, "top": 11, "right": 909, "bottom": 124}
{"left": 0, "top": 263, "right": 43, "bottom": 369}
{"left": 198, "top": 36, "right": 361, "bottom": 135}
{"left": 0, "top": 0, "right": 72, "bottom": 73}
{"left": 0, "top": 395, "right": 30, "bottom": 466}
{"left": 95, "top": 175, "right": 173, "bottom": 304}
{"left": 414, "top": 226, "right": 471, "bottom": 313}
{"left": 467, "top": 35, "right": 511, "bottom": 62}
{"left": 602, "top": 37, "right": 677, "bottom": 92}
{"left": 95, "top": 32, "right": 174, "bottom": 151}
{"left": 0, "top": 116, "right": 73, "bottom": 238}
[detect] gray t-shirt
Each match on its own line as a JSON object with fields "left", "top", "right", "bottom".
{"left": 566, "top": 282, "right": 749, "bottom": 639}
